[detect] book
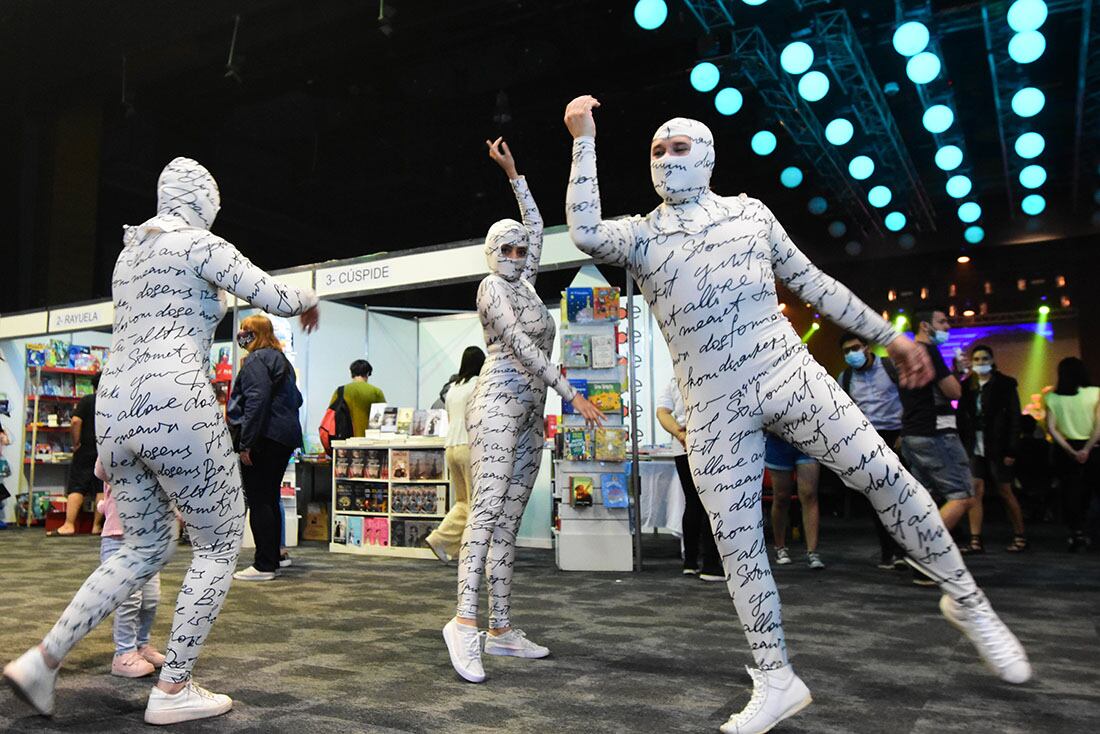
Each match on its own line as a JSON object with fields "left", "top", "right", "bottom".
{"left": 587, "top": 381, "right": 623, "bottom": 413}
{"left": 364, "top": 449, "right": 387, "bottom": 479}
{"left": 364, "top": 517, "right": 390, "bottom": 546}
{"left": 562, "top": 335, "right": 592, "bottom": 368}
{"left": 390, "top": 450, "right": 410, "bottom": 479}
{"left": 380, "top": 406, "right": 399, "bottom": 433}
{"left": 427, "top": 408, "right": 449, "bottom": 437}
{"left": 410, "top": 450, "right": 445, "bottom": 480}
{"left": 411, "top": 409, "right": 429, "bottom": 436}
{"left": 48, "top": 339, "right": 68, "bottom": 367}
{"left": 570, "top": 475, "right": 594, "bottom": 507}
{"left": 601, "top": 472, "right": 629, "bottom": 508}
{"left": 590, "top": 334, "right": 616, "bottom": 369}
{"left": 347, "top": 450, "right": 366, "bottom": 479}
{"left": 566, "top": 287, "right": 594, "bottom": 323}
{"left": 595, "top": 427, "right": 628, "bottom": 462}
{"left": 593, "top": 287, "right": 620, "bottom": 321}
{"left": 332, "top": 515, "right": 348, "bottom": 544}
{"left": 334, "top": 449, "right": 350, "bottom": 478}
{"left": 25, "top": 344, "right": 47, "bottom": 367}
{"left": 562, "top": 378, "right": 588, "bottom": 415}
{"left": 345, "top": 516, "right": 363, "bottom": 547}
{"left": 368, "top": 403, "right": 388, "bottom": 430}
{"left": 396, "top": 407, "right": 414, "bottom": 434}
{"left": 335, "top": 482, "right": 355, "bottom": 511}
{"left": 564, "top": 428, "right": 593, "bottom": 462}
{"left": 68, "top": 345, "right": 92, "bottom": 370}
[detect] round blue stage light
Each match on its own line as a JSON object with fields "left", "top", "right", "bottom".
{"left": 798, "top": 71, "right": 830, "bottom": 102}
{"left": 808, "top": 197, "right": 828, "bottom": 215}
{"left": 906, "top": 52, "right": 941, "bottom": 84}
{"left": 824, "top": 118, "right": 854, "bottom": 146}
{"left": 634, "top": 0, "right": 667, "bottom": 30}
{"left": 751, "top": 130, "right": 777, "bottom": 156}
{"left": 1022, "top": 193, "right": 1046, "bottom": 215}
{"left": 742, "top": 0, "right": 768, "bottom": 5}
{"left": 1019, "top": 164, "right": 1047, "bottom": 189}
{"left": 893, "top": 21, "right": 930, "bottom": 57}
{"left": 848, "top": 155, "right": 874, "bottom": 180}
{"left": 780, "top": 42, "right": 814, "bottom": 75}
{"left": 946, "top": 175, "right": 973, "bottom": 199}
{"left": 714, "top": 87, "right": 743, "bottom": 115}
{"left": 690, "top": 62, "right": 721, "bottom": 92}
{"left": 965, "top": 226, "right": 985, "bottom": 244}
{"left": 828, "top": 221, "right": 847, "bottom": 238}
{"left": 899, "top": 233, "right": 917, "bottom": 249}
{"left": 923, "top": 105, "right": 954, "bottom": 133}
{"left": 935, "top": 145, "right": 964, "bottom": 171}
{"left": 1015, "top": 131, "right": 1045, "bottom": 158}
{"left": 958, "top": 202, "right": 982, "bottom": 223}
{"left": 781, "top": 166, "right": 804, "bottom": 188}
{"left": 1008, "top": 30, "right": 1046, "bottom": 64}
{"left": 868, "top": 185, "right": 892, "bottom": 208}
{"left": 885, "top": 212, "right": 907, "bottom": 232}
{"left": 1011, "top": 87, "right": 1045, "bottom": 117}
{"left": 1008, "top": 0, "right": 1048, "bottom": 32}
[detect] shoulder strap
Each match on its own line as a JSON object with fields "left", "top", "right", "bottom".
{"left": 840, "top": 367, "right": 853, "bottom": 393}
{"left": 881, "top": 356, "right": 899, "bottom": 384}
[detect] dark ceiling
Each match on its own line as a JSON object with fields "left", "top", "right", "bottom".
{"left": 1, "top": 0, "right": 1097, "bottom": 315}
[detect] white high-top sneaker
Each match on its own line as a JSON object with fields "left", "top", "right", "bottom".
{"left": 940, "top": 593, "right": 1032, "bottom": 684}
{"left": 484, "top": 628, "right": 550, "bottom": 658}
{"left": 720, "top": 665, "right": 812, "bottom": 734}
{"left": 144, "top": 681, "right": 233, "bottom": 725}
{"left": 443, "top": 618, "right": 486, "bottom": 683}
{"left": 3, "top": 646, "right": 59, "bottom": 716}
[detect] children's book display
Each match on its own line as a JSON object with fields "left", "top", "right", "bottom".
{"left": 553, "top": 285, "right": 633, "bottom": 572}
{"left": 330, "top": 439, "right": 448, "bottom": 559}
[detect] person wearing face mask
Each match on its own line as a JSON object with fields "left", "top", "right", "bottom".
{"left": 227, "top": 314, "right": 305, "bottom": 581}
{"left": 3, "top": 157, "right": 319, "bottom": 725}
{"left": 562, "top": 96, "right": 1030, "bottom": 734}
{"left": 443, "top": 137, "right": 604, "bottom": 684}
{"left": 957, "top": 345, "right": 1027, "bottom": 554}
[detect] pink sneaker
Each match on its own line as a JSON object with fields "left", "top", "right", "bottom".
{"left": 138, "top": 645, "right": 166, "bottom": 668}
{"left": 112, "top": 651, "right": 155, "bottom": 678}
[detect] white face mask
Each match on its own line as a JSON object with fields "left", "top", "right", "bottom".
{"left": 650, "top": 118, "right": 715, "bottom": 205}
{"left": 972, "top": 364, "right": 993, "bottom": 375}
{"left": 933, "top": 329, "right": 950, "bottom": 345}
{"left": 156, "top": 157, "right": 221, "bottom": 229}
{"left": 484, "top": 218, "right": 528, "bottom": 282}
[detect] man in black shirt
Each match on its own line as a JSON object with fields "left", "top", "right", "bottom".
{"left": 53, "top": 373, "right": 103, "bottom": 536}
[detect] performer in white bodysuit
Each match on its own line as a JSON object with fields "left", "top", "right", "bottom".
{"left": 562, "top": 97, "right": 1030, "bottom": 734}
{"left": 3, "top": 157, "right": 319, "bottom": 726}
{"left": 443, "top": 138, "right": 603, "bottom": 683}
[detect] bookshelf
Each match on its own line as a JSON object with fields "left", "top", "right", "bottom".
{"left": 329, "top": 437, "right": 450, "bottom": 559}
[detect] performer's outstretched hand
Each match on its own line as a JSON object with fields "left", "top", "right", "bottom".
{"left": 886, "top": 334, "right": 934, "bottom": 389}
{"left": 486, "top": 136, "right": 518, "bottom": 179}
{"left": 564, "top": 95, "right": 600, "bottom": 138}
{"left": 571, "top": 393, "right": 606, "bottom": 428}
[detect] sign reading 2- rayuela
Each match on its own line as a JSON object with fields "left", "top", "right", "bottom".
{"left": 48, "top": 301, "right": 115, "bottom": 333}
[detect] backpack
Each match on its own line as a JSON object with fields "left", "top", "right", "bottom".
{"left": 319, "top": 385, "right": 355, "bottom": 456}
{"left": 840, "top": 355, "right": 898, "bottom": 394}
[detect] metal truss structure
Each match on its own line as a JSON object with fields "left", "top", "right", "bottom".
{"left": 1073, "top": 0, "right": 1100, "bottom": 210}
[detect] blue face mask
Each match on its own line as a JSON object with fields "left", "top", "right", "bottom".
{"left": 844, "top": 350, "right": 867, "bottom": 369}
{"left": 933, "top": 329, "right": 950, "bottom": 345}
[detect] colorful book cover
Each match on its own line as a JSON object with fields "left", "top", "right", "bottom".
{"left": 570, "top": 475, "right": 594, "bottom": 507}
{"left": 588, "top": 381, "right": 623, "bottom": 413}
{"left": 396, "top": 407, "right": 414, "bottom": 434}
{"left": 593, "top": 287, "right": 620, "bottom": 321}
{"left": 345, "top": 516, "right": 364, "bottom": 547}
{"left": 601, "top": 472, "right": 629, "bottom": 508}
{"left": 48, "top": 339, "right": 68, "bottom": 367}
{"left": 562, "top": 335, "right": 592, "bottom": 368}
{"left": 595, "top": 427, "right": 628, "bottom": 462}
{"left": 25, "top": 343, "right": 47, "bottom": 367}
{"left": 335, "top": 482, "right": 355, "bottom": 511}
{"left": 566, "top": 287, "right": 594, "bottom": 323}
{"left": 564, "top": 428, "right": 593, "bottom": 462}
{"left": 68, "top": 345, "right": 92, "bottom": 370}
{"left": 368, "top": 402, "right": 388, "bottom": 430}
{"left": 562, "top": 378, "right": 588, "bottom": 415}
{"left": 391, "top": 450, "right": 410, "bottom": 479}
{"left": 590, "top": 333, "right": 616, "bottom": 369}
{"left": 380, "top": 406, "right": 399, "bottom": 433}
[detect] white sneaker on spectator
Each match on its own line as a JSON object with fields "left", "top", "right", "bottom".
{"left": 443, "top": 619, "right": 486, "bottom": 682}
{"left": 3, "top": 646, "right": 58, "bottom": 716}
{"left": 484, "top": 628, "right": 550, "bottom": 659}
{"left": 278, "top": 554, "right": 292, "bottom": 568}
{"left": 720, "top": 665, "right": 812, "bottom": 734}
{"left": 940, "top": 593, "right": 1032, "bottom": 684}
{"left": 144, "top": 681, "right": 233, "bottom": 725}
{"left": 232, "top": 566, "right": 275, "bottom": 582}
{"left": 775, "top": 547, "right": 792, "bottom": 565}
{"left": 806, "top": 552, "right": 825, "bottom": 570}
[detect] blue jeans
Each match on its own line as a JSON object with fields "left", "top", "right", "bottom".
{"left": 100, "top": 536, "right": 161, "bottom": 655}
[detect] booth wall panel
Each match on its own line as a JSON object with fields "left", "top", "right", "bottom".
{"left": 367, "top": 311, "right": 418, "bottom": 408}
{"left": 416, "top": 315, "right": 485, "bottom": 409}
{"left": 301, "top": 301, "right": 368, "bottom": 444}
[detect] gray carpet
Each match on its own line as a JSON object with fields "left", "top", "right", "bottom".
{"left": 1, "top": 521, "right": 1098, "bottom": 733}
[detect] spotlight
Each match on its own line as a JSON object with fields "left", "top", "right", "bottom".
{"left": 958, "top": 202, "right": 982, "bottom": 223}
{"left": 935, "top": 145, "right": 964, "bottom": 171}
{"left": 1011, "top": 87, "right": 1045, "bottom": 117}
{"left": 742, "top": 0, "right": 768, "bottom": 5}
{"left": 894, "top": 314, "right": 909, "bottom": 330}
{"left": 868, "top": 185, "right": 892, "bottom": 208}
{"left": 808, "top": 197, "right": 828, "bottom": 215}
{"left": 714, "top": 88, "right": 743, "bottom": 115}
{"left": 923, "top": 105, "right": 954, "bottom": 134}
{"left": 780, "top": 166, "right": 804, "bottom": 188}
{"left": 1009, "top": 31, "right": 1046, "bottom": 64}
{"left": 634, "top": 0, "right": 668, "bottom": 30}
{"left": 883, "top": 81, "right": 901, "bottom": 96}
{"left": 963, "top": 309, "right": 976, "bottom": 317}
{"left": 957, "top": 255, "right": 972, "bottom": 264}
{"left": 1038, "top": 304, "right": 1051, "bottom": 315}
{"left": 824, "top": 118, "right": 854, "bottom": 146}
{"left": 1021, "top": 193, "right": 1046, "bottom": 215}
{"left": 690, "top": 62, "right": 721, "bottom": 92}
{"left": 893, "top": 21, "right": 930, "bottom": 57}
{"left": 946, "top": 175, "right": 973, "bottom": 199}
{"left": 1008, "top": 0, "right": 1048, "bottom": 32}
{"left": 898, "top": 233, "right": 917, "bottom": 249}
{"left": 885, "top": 212, "right": 907, "bottom": 231}
{"left": 780, "top": 42, "right": 814, "bottom": 75}
{"left": 751, "top": 130, "right": 777, "bottom": 156}
{"left": 965, "top": 225, "right": 985, "bottom": 244}
{"left": 810, "top": 322, "right": 821, "bottom": 331}
{"left": 906, "top": 52, "right": 941, "bottom": 84}
{"left": 798, "top": 71, "right": 830, "bottom": 102}
{"left": 1015, "top": 131, "right": 1045, "bottom": 158}
{"left": 1019, "top": 164, "right": 1047, "bottom": 189}
{"left": 848, "top": 155, "right": 874, "bottom": 180}
{"left": 828, "top": 221, "right": 847, "bottom": 238}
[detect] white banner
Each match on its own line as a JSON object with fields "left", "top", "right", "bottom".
{"left": 48, "top": 302, "right": 114, "bottom": 333}
{"left": 0, "top": 310, "right": 49, "bottom": 338}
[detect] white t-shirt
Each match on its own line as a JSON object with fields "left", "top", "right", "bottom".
{"left": 656, "top": 378, "right": 687, "bottom": 457}
{"left": 444, "top": 377, "right": 479, "bottom": 448}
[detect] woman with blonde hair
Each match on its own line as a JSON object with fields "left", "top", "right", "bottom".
{"left": 228, "top": 314, "right": 304, "bottom": 581}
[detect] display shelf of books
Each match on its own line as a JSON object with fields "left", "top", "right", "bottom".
{"left": 553, "top": 285, "right": 633, "bottom": 572}
{"left": 329, "top": 434, "right": 450, "bottom": 559}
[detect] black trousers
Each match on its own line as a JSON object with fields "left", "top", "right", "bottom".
{"left": 675, "top": 453, "right": 722, "bottom": 574}
{"left": 872, "top": 430, "right": 905, "bottom": 561}
{"left": 1055, "top": 440, "right": 1100, "bottom": 534}
{"left": 241, "top": 437, "right": 295, "bottom": 573}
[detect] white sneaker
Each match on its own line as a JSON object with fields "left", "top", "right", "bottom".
{"left": 443, "top": 618, "right": 486, "bottom": 682}
{"left": 940, "top": 593, "right": 1032, "bottom": 684}
{"left": 144, "top": 681, "right": 233, "bottom": 725}
{"left": 3, "top": 646, "right": 58, "bottom": 716}
{"left": 720, "top": 665, "right": 813, "bottom": 734}
{"left": 699, "top": 572, "right": 726, "bottom": 583}
{"left": 232, "top": 566, "right": 275, "bottom": 582}
{"left": 279, "top": 554, "right": 292, "bottom": 568}
{"left": 775, "top": 547, "right": 792, "bottom": 565}
{"left": 806, "top": 552, "right": 825, "bottom": 570}
{"left": 484, "top": 628, "right": 550, "bottom": 659}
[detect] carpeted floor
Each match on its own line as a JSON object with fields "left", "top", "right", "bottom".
{"left": 1, "top": 521, "right": 1098, "bottom": 733}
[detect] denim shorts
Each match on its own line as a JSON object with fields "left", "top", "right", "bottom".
{"left": 899, "top": 433, "right": 974, "bottom": 501}
{"left": 764, "top": 433, "right": 816, "bottom": 471}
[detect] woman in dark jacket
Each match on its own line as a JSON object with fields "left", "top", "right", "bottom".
{"left": 958, "top": 344, "right": 1027, "bottom": 552}
{"left": 227, "top": 314, "right": 303, "bottom": 581}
